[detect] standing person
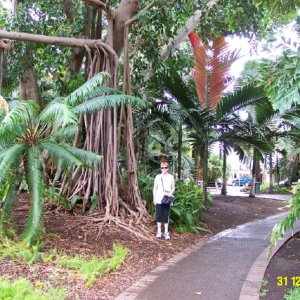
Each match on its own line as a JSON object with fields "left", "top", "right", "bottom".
{"left": 153, "top": 161, "right": 175, "bottom": 240}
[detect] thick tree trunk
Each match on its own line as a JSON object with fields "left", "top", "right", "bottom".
{"left": 20, "top": 68, "right": 41, "bottom": 104}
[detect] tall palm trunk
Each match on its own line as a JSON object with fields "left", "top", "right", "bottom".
{"left": 249, "top": 149, "right": 257, "bottom": 197}
{"left": 177, "top": 122, "right": 183, "bottom": 179}
{"left": 221, "top": 143, "right": 227, "bottom": 195}
{"left": 202, "top": 139, "right": 209, "bottom": 203}
{"left": 269, "top": 152, "right": 274, "bottom": 193}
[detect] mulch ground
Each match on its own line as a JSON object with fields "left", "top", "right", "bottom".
{"left": 0, "top": 193, "right": 289, "bottom": 299}
{"left": 260, "top": 232, "right": 300, "bottom": 300}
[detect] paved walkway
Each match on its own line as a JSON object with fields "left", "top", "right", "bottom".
{"left": 117, "top": 196, "right": 300, "bottom": 300}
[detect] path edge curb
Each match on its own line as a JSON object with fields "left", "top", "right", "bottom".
{"left": 239, "top": 227, "right": 300, "bottom": 300}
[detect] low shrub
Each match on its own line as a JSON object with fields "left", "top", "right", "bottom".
{"left": 170, "top": 180, "right": 208, "bottom": 233}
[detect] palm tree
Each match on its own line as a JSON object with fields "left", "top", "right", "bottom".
{"left": 244, "top": 100, "right": 300, "bottom": 196}
{"left": 0, "top": 72, "right": 146, "bottom": 246}
{"left": 188, "top": 31, "right": 239, "bottom": 202}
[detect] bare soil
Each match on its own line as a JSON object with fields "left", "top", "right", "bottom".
{"left": 0, "top": 193, "right": 288, "bottom": 300}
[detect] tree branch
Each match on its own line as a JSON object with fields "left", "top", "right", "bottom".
{"left": 125, "top": 2, "right": 155, "bottom": 26}
{"left": 82, "top": 0, "right": 109, "bottom": 14}
{"left": 0, "top": 39, "right": 14, "bottom": 51}
{"left": 0, "top": 30, "right": 114, "bottom": 52}
{"left": 144, "top": 10, "right": 203, "bottom": 81}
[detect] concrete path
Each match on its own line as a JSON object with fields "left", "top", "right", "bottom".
{"left": 117, "top": 209, "right": 300, "bottom": 300}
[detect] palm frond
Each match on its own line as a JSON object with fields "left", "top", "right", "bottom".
{"left": 0, "top": 144, "right": 26, "bottom": 189}
{"left": 39, "top": 141, "right": 87, "bottom": 170}
{"left": 38, "top": 102, "right": 77, "bottom": 129}
{"left": 216, "top": 84, "right": 267, "bottom": 121}
{"left": 74, "top": 95, "right": 147, "bottom": 114}
{"left": 64, "top": 146, "right": 102, "bottom": 168}
{"left": 3, "top": 100, "right": 40, "bottom": 126}
{"left": 0, "top": 184, "right": 18, "bottom": 239}
{"left": 84, "top": 86, "right": 123, "bottom": 99}
{"left": 188, "top": 32, "right": 208, "bottom": 107}
{"left": 64, "top": 72, "right": 110, "bottom": 106}
{"left": 210, "top": 36, "right": 236, "bottom": 109}
{"left": 51, "top": 124, "right": 79, "bottom": 142}
{"left": 22, "top": 146, "right": 44, "bottom": 246}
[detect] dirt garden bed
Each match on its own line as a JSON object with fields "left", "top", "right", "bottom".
{"left": 0, "top": 193, "right": 289, "bottom": 299}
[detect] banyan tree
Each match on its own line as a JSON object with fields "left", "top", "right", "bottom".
{"left": 0, "top": 0, "right": 204, "bottom": 237}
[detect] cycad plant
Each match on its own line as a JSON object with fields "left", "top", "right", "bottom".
{"left": 0, "top": 72, "right": 145, "bottom": 247}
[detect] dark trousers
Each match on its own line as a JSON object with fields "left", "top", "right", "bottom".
{"left": 155, "top": 204, "right": 170, "bottom": 223}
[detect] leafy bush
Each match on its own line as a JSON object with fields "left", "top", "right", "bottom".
{"left": 284, "top": 287, "right": 300, "bottom": 300}
{"left": 270, "top": 183, "right": 300, "bottom": 248}
{"left": 137, "top": 172, "right": 155, "bottom": 215}
{"left": 0, "top": 276, "right": 66, "bottom": 300}
{"left": 170, "top": 180, "right": 207, "bottom": 233}
{"left": 260, "top": 183, "right": 292, "bottom": 194}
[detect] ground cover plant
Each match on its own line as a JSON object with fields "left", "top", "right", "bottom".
{"left": 57, "top": 242, "right": 128, "bottom": 287}
{"left": 284, "top": 288, "right": 300, "bottom": 300}
{"left": 0, "top": 276, "right": 66, "bottom": 300}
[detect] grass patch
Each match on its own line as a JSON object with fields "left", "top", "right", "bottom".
{"left": 0, "top": 239, "right": 42, "bottom": 264}
{"left": 284, "top": 287, "right": 300, "bottom": 300}
{"left": 57, "top": 242, "right": 128, "bottom": 286}
{"left": 0, "top": 276, "right": 66, "bottom": 300}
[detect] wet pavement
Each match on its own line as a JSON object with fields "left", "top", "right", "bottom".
{"left": 210, "top": 186, "right": 292, "bottom": 202}
{"left": 117, "top": 209, "right": 300, "bottom": 300}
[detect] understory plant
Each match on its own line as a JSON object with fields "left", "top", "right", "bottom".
{"left": 270, "top": 183, "right": 300, "bottom": 248}
{"left": 57, "top": 242, "right": 128, "bottom": 287}
{"left": 0, "top": 72, "right": 146, "bottom": 247}
{"left": 0, "top": 276, "right": 66, "bottom": 300}
{"left": 284, "top": 287, "right": 300, "bottom": 300}
{"left": 170, "top": 180, "right": 207, "bottom": 233}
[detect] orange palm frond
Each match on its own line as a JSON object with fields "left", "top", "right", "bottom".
{"left": 189, "top": 33, "right": 238, "bottom": 110}
{"left": 188, "top": 32, "right": 208, "bottom": 108}
{"left": 209, "top": 36, "right": 232, "bottom": 110}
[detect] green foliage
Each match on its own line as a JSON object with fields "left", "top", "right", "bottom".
{"left": 207, "top": 154, "right": 223, "bottom": 183}
{"left": 270, "top": 184, "right": 300, "bottom": 248}
{"left": 137, "top": 171, "right": 155, "bottom": 215}
{"left": 284, "top": 287, "right": 300, "bottom": 300}
{"left": 0, "top": 276, "right": 66, "bottom": 300}
{"left": 243, "top": 19, "right": 300, "bottom": 113}
{"left": 44, "top": 187, "right": 73, "bottom": 211}
{"left": 57, "top": 243, "right": 128, "bottom": 287}
{"left": 260, "top": 184, "right": 292, "bottom": 194}
{"left": 170, "top": 180, "right": 208, "bottom": 233}
{"left": 0, "top": 239, "right": 42, "bottom": 264}
{"left": 0, "top": 73, "right": 145, "bottom": 246}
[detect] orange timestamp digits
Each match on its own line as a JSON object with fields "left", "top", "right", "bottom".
{"left": 277, "top": 276, "right": 300, "bottom": 286}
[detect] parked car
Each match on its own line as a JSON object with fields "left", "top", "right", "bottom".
{"left": 231, "top": 177, "right": 252, "bottom": 186}
{"left": 279, "top": 179, "right": 290, "bottom": 186}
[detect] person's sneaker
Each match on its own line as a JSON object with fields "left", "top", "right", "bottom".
{"left": 156, "top": 231, "right": 162, "bottom": 238}
{"left": 164, "top": 232, "right": 171, "bottom": 240}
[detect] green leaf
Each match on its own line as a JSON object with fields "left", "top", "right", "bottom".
{"left": 74, "top": 95, "right": 147, "bottom": 114}
{"left": 22, "top": 146, "right": 44, "bottom": 246}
